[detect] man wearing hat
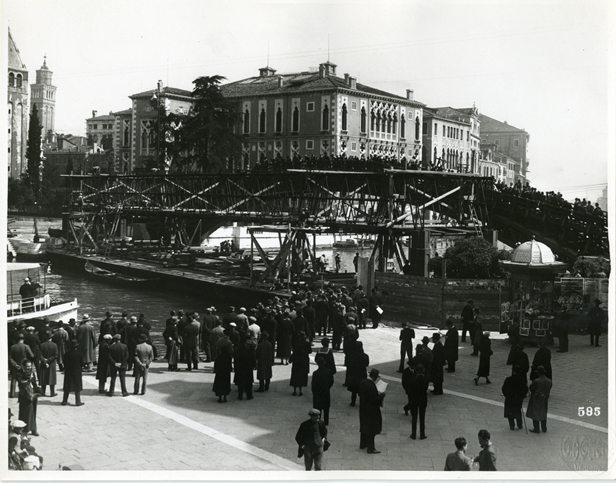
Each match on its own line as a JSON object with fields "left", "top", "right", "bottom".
{"left": 210, "top": 319, "right": 225, "bottom": 361}
{"left": 421, "top": 336, "right": 434, "bottom": 379}
{"left": 236, "top": 307, "right": 249, "bottom": 334}
{"left": 76, "top": 314, "right": 97, "bottom": 372}
{"left": 99, "top": 311, "right": 117, "bottom": 340}
{"left": 52, "top": 321, "right": 69, "bottom": 371}
{"left": 295, "top": 408, "right": 328, "bottom": 471}
{"left": 431, "top": 333, "right": 445, "bottom": 395}
{"left": 38, "top": 331, "right": 58, "bottom": 397}
{"left": 201, "top": 307, "right": 219, "bottom": 362}
{"left": 134, "top": 333, "right": 154, "bottom": 395}
{"left": 587, "top": 299, "right": 606, "bottom": 347}
{"left": 123, "top": 316, "right": 139, "bottom": 372}
{"left": 182, "top": 313, "right": 200, "bottom": 371}
{"left": 19, "top": 277, "right": 41, "bottom": 312}
{"left": 23, "top": 327, "right": 40, "bottom": 365}
{"left": 96, "top": 334, "right": 113, "bottom": 393}
{"left": 444, "top": 319, "right": 459, "bottom": 373}
{"left": 9, "top": 333, "right": 34, "bottom": 398}
{"left": 107, "top": 334, "right": 129, "bottom": 397}
{"left": 358, "top": 368, "right": 386, "bottom": 454}
{"left": 62, "top": 339, "right": 85, "bottom": 406}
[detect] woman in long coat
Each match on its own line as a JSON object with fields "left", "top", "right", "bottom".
{"left": 346, "top": 341, "right": 369, "bottom": 406}
{"left": 276, "top": 315, "right": 294, "bottom": 365}
{"left": 290, "top": 332, "right": 312, "bottom": 396}
{"left": 213, "top": 345, "right": 232, "bottom": 403}
{"left": 474, "top": 332, "right": 492, "bottom": 385}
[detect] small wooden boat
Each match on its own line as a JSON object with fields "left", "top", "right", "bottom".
{"left": 84, "top": 261, "right": 160, "bottom": 286}
{"left": 332, "top": 238, "right": 358, "bottom": 248}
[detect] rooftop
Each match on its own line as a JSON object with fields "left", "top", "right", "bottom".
{"left": 479, "top": 114, "right": 527, "bottom": 134}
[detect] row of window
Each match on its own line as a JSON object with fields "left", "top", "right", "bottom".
{"left": 8, "top": 73, "right": 24, "bottom": 88}
{"left": 88, "top": 123, "right": 114, "bottom": 131}
{"left": 32, "top": 90, "right": 54, "bottom": 100}
{"left": 244, "top": 102, "right": 337, "bottom": 135}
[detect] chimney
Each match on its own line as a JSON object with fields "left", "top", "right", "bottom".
{"left": 344, "top": 73, "right": 350, "bottom": 84}
{"left": 277, "top": 76, "right": 284, "bottom": 88}
{"left": 92, "top": 110, "right": 97, "bottom": 118}
{"left": 349, "top": 77, "right": 357, "bottom": 90}
{"left": 319, "top": 61, "right": 337, "bottom": 77}
{"left": 406, "top": 89, "right": 414, "bottom": 100}
{"left": 157, "top": 79, "right": 163, "bottom": 92}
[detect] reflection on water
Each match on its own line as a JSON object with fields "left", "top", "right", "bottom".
{"left": 40, "top": 247, "right": 371, "bottom": 349}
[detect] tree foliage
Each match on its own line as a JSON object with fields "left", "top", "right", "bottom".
{"left": 430, "top": 236, "right": 511, "bottom": 279}
{"left": 25, "top": 104, "right": 43, "bottom": 197}
{"left": 573, "top": 256, "right": 611, "bottom": 278}
{"left": 171, "top": 75, "right": 242, "bottom": 173}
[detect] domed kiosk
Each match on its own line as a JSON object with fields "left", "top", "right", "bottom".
{"left": 499, "top": 238, "right": 568, "bottom": 343}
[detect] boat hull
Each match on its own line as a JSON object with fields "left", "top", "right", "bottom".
{"left": 8, "top": 298, "right": 79, "bottom": 324}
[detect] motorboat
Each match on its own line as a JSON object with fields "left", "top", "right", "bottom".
{"left": 84, "top": 260, "right": 160, "bottom": 286}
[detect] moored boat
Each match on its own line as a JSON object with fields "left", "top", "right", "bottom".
{"left": 84, "top": 260, "right": 160, "bottom": 286}
{"left": 7, "top": 262, "right": 78, "bottom": 324}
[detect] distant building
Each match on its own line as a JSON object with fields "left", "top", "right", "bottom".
{"left": 86, "top": 110, "right": 115, "bottom": 152}
{"left": 112, "top": 108, "right": 133, "bottom": 174}
{"left": 30, "top": 56, "right": 56, "bottom": 142}
{"left": 221, "top": 61, "right": 425, "bottom": 169}
{"left": 477, "top": 114, "right": 529, "bottom": 183}
{"left": 422, "top": 106, "right": 480, "bottom": 172}
{"left": 597, "top": 186, "right": 607, "bottom": 212}
{"left": 7, "top": 28, "right": 29, "bottom": 178}
{"left": 479, "top": 142, "right": 516, "bottom": 185}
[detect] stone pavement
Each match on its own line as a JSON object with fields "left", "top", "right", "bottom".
{"left": 6, "top": 324, "right": 612, "bottom": 476}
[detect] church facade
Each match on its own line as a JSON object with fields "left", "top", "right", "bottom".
{"left": 7, "top": 29, "right": 29, "bottom": 178}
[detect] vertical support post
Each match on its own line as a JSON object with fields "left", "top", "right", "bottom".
{"left": 250, "top": 234, "right": 254, "bottom": 286}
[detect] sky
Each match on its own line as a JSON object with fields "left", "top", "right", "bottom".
{"left": 2, "top": 0, "right": 614, "bottom": 203}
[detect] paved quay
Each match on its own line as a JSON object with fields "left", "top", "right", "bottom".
{"left": 6, "top": 324, "right": 611, "bottom": 476}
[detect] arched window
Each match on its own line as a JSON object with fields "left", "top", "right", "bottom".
{"left": 415, "top": 117, "right": 420, "bottom": 140}
{"left": 381, "top": 114, "right": 386, "bottom": 133}
{"left": 400, "top": 114, "right": 406, "bottom": 139}
{"left": 259, "top": 108, "right": 266, "bottom": 133}
{"left": 370, "top": 111, "right": 375, "bottom": 131}
{"left": 361, "top": 107, "right": 367, "bottom": 133}
{"left": 8, "top": 73, "right": 14, "bottom": 87}
{"left": 16, "top": 74, "right": 22, "bottom": 88}
{"left": 386, "top": 113, "right": 391, "bottom": 134}
{"left": 243, "top": 109, "right": 250, "bottom": 134}
{"left": 322, "top": 104, "right": 329, "bottom": 131}
{"left": 292, "top": 106, "right": 299, "bottom": 132}
{"left": 433, "top": 147, "right": 437, "bottom": 162}
{"left": 275, "top": 107, "right": 282, "bottom": 133}
{"left": 341, "top": 103, "right": 348, "bottom": 131}
{"left": 393, "top": 113, "right": 397, "bottom": 135}
{"left": 375, "top": 112, "right": 380, "bottom": 132}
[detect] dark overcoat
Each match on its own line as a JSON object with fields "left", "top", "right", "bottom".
{"left": 477, "top": 335, "right": 492, "bottom": 377}
{"left": 212, "top": 350, "right": 232, "bottom": 396}
{"left": 346, "top": 350, "right": 369, "bottom": 394}
{"left": 405, "top": 373, "right": 429, "bottom": 408}
{"left": 358, "top": 377, "right": 383, "bottom": 435}
{"left": 530, "top": 347, "right": 552, "bottom": 381}
{"left": 431, "top": 341, "right": 446, "bottom": 383}
{"left": 289, "top": 340, "right": 312, "bottom": 388}
{"left": 526, "top": 374, "right": 552, "bottom": 421}
{"left": 311, "top": 367, "right": 334, "bottom": 410}
{"left": 233, "top": 342, "right": 256, "bottom": 386}
{"left": 444, "top": 327, "right": 459, "bottom": 362}
{"left": 276, "top": 317, "right": 293, "bottom": 359}
{"left": 255, "top": 339, "right": 274, "bottom": 380}
{"left": 502, "top": 373, "right": 528, "bottom": 419}
{"left": 38, "top": 340, "right": 58, "bottom": 386}
{"left": 96, "top": 342, "right": 111, "bottom": 381}
{"left": 63, "top": 348, "right": 84, "bottom": 392}
{"left": 314, "top": 348, "right": 336, "bottom": 375}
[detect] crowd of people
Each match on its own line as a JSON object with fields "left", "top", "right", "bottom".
{"left": 9, "top": 287, "right": 606, "bottom": 472}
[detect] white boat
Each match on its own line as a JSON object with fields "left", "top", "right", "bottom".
{"left": 7, "top": 262, "right": 78, "bottom": 324}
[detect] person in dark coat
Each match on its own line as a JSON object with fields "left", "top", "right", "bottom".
{"left": 261, "top": 309, "right": 278, "bottom": 350}
{"left": 38, "top": 331, "right": 58, "bottom": 397}
{"left": 314, "top": 337, "right": 336, "bottom": 376}
{"left": 444, "top": 319, "right": 459, "bottom": 372}
{"left": 556, "top": 310, "right": 571, "bottom": 352}
{"left": 502, "top": 365, "right": 528, "bottom": 430}
{"left": 290, "top": 332, "right": 312, "bottom": 396}
{"left": 509, "top": 342, "right": 530, "bottom": 380}
{"left": 24, "top": 327, "right": 41, "bottom": 370}
{"left": 295, "top": 408, "right": 328, "bottom": 471}
{"left": 358, "top": 368, "right": 385, "bottom": 453}
{"left": 234, "top": 335, "right": 256, "bottom": 400}
{"left": 398, "top": 323, "right": 415, "bottom": 373}
{"left": 411, "top": 344, "right": 431, "bottom": 381}
{"left": 255, "top": 332, "right": 274, "bottom": 392}
{"left": 346, "top": 341, "right": 369, "bottom": 406}
{"left": 587, "top": 299, "right": 606, "bottom": 347}
{"left": 431, "top": 333, "right": 446, "bottom": 395}
{"left": 96, "top": 334, "right": 112, "bottom": 393}
{"left": 311, "top": 357, "right": 334, "bottom": 425}
{"left": 51, "top": 321, "right": 69, "bottom": 371}
{"left": 107, "top": 334, "right": 129, "bottom": 397}
{"left": 276, "top": 314, "right": 293, "bottom": 365}
{"left": 474, "top": 332, "right": 492, "bottom": 385}
{"left": 530, "top": 339, "right": 552, "bottom": 381}
{"left": 368, "top": 287, "right": 383, "bottom": 329}
{"left": 330, "top": 303, "right": 345, "bottom": 351}
{"left": 526, "top": 366, "right": 552, "bottom": 433}
{"left": 9, "top": 334, "right": 34, "bottom": 398}
{"left": 163, "top": 316, "right": 180, "bottom": 371}
{"left": 122, "top": 316, "right": 139, "bottom": 372}
{"left": 460, "top": 299, "right": 474, "bottom": 342}
{"left": 473, "top": 429, "right": 497, "bottom": 470}
{"left": 303, "top": 300, "right": 316, "bottom": 343}
{"left": 404, "top": 363, "right": 429, "bottom": 440}
{"left": 62, "top": 339, "right": 84, "bottom": 406}
{"left": 182, "top": 315, "right": 200, "bottom": 371}
{"left": 18, "top": 360, "right": 40, "bottom": 435}
{"left": 213, "top": 344, "right": 233, "bottom": 403}
{"left": 76, "top": 314, "right": 97, "bottom": 371}
{"left": 470, "top": 308, "right": 482, "bottom": 356}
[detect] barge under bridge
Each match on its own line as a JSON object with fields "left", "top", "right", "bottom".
{"left": 61, "top": 170, "right": 608, "bottom": 272}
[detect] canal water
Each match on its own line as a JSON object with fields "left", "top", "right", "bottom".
{"left": 39, "top": 247, "right": 372, "bottom": 349}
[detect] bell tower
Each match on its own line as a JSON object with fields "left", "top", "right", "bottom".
{"left": 30, "top": 55, "right": 57, "bottom": 141}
